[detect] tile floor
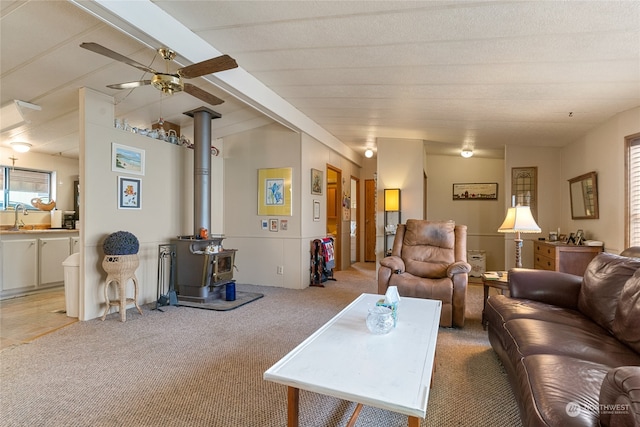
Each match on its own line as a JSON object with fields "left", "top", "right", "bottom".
{"left": 0, "top": 288, "right": 77, "bottom": 351}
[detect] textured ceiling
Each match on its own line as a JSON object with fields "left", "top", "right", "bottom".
{"left": 1, "top": 1, "right": 639, "bottom": 160}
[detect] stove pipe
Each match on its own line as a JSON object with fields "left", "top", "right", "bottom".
{"left": 183, "top": 107, "right": 221, "bottom": 237}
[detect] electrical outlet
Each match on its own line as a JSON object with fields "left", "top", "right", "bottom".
{"left": 277, "top": 266, "right": 284, "bottom": 275}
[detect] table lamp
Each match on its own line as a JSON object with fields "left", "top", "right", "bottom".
{"left": 498, "top": 205, "right": 541, "bottom": 268}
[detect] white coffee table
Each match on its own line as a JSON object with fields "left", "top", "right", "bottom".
{"left": 264, "top": 293, "right": 441, "bottom": 427}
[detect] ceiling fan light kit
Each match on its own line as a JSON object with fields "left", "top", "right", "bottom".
{"left": 152, "top": 74, "right": 184, "bottom": 95}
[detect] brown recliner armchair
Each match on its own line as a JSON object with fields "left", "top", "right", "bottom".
{"left": 378, "top": 219, "right": 471, "bottom": 328}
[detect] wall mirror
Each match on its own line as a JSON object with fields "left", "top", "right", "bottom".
{"left": 569, "top": 171, "right": 599, "bottom": 219}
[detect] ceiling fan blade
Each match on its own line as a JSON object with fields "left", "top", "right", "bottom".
{"left": 106, "top": 80, "right": 152, "bottom": 90}
{"left": 80, "top": 42, "right": 157, "bottom": 74}
{"left": 184, "top": 83, "right": 225, "bottom": 106}
{"left": 179, "top": 55, "right": 238, "bottom": 79}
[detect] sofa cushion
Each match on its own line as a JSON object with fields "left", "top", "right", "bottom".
{"left": 402, "top": 220, "right": 455, "bottom": 278}
{"left": 519, "top": 354, "right": 609, "bottom": 427}
{"left": 612, "top": 269, "right": 640, "bottom": 353}
{"left": 578, "top": 253, "right": 640, "bottom": 334}
{"left": 505, "top": 318, "right": 640, "bottom": 367}
{"left": 486, "top": 294, "right": 587, "bottom": 329}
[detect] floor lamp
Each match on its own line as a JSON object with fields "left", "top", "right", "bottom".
{"left": 498, "top": 205, "right": 541, "bottom": 268}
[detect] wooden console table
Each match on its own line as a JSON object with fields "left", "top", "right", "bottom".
{"left": 534, "top": 241, "right": 603, "bottom": 276}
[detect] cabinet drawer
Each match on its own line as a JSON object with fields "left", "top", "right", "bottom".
{"left": 534, "top": 243, "right": 555, "bottom": 257}
{"left": 534, "top": 254, "right": 555, "bottom": 271}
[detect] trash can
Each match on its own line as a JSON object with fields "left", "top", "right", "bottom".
{"left": 62, "top": 252, "right": 80, "bottom": 318}
{"left": 467, "top": 250, "right": 486, "bottom": 278}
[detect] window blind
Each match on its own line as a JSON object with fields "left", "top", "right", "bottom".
{"left": 629, "top": 138, "right": 640, "bottom": 246}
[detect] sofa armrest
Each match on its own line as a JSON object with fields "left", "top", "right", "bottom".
{"left": 508, "top": 268, "right": 583, "bottom": 309}
{"left": 380, "top": 256, "right": 405, "bottom": 273}
{"left": 599, "top": 366, "right": 640, "bottom": 427}
{"left": 378, "top": 256, "right": 406, "bottom": 295}
{"left": 447, "top": 261, "right": 471, "bottom": 278}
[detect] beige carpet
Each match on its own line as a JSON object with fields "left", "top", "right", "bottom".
{"left": 0, "top": 263, "right": 521, "bottom": 426}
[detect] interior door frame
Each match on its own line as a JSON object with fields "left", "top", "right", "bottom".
{"left": 327, "top": 165, "right": 342, "bottom": 271}
{"left": 351, "top": 175, "right": 360, "bottom": 263}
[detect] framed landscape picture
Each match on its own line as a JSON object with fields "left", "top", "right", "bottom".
{"left": 112, "top": 143, "right": 144, "bottom": 176}
{"left": 452, "top": 183, "right": 498, "bottom": 200}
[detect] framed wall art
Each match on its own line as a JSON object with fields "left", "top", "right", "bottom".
{"left": 311, "top": 168, "right": 323, "bottom": 195}
{"left": 112, "top": 143, "right": 144, "bottom": 176}
{"left": 118, "top": 176, "right": 141, "bottom": 209}
{"left": 269, "top": 218, "right": 278, "bottom": 232}
{"left": 313, "top": 200, "right": 321, "bottom": 221}
{"left": 511, "top": 166, "right": 537, "bottom": 218}
{"left": 452, "top": 183, "right": 498, "bottom": 200}
{"left": 258, "top": 167, "right": 292, "bottom": 216}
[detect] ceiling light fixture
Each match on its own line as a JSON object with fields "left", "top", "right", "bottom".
{"left": 364, "top": 149, "right": 374, "bottom": 158}
{"left": 10, "top": 142, "right": 32, "bottom": 153}
{"left": 461, "top": 148, "right": 473, "bottom": 158}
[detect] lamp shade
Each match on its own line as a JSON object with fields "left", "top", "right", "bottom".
{"left": 384, "top": 188, "right": 400, "bottom": 211}
{"left": 497, "top": 206, "right": 541, "bottom": 233}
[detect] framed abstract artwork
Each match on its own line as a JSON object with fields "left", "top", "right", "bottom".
{"left": 258, "top": 167, "right": 292, "bottom": 216}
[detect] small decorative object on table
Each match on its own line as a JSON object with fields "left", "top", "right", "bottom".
{"left": 366, "top": 306, "right": 394, "bottom": 335}
{"left": 101, "top": 231, "right": 142, "bottom": 322}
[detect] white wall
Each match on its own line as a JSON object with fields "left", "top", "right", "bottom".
{"left": 561, "top": 106, "right": 640, "bottom": 254}
{"left": 426, "top": 154, "right": 506, "bottom": 270}
{"left": 376, "top": 138, "right": 424, "bottom": 261}
{"left": 502, "top": 146, "right": 562, "bottom": 269}
{"left": 0, "top": 149, "right": 79, "bottom": 228}
{"left": 223, "top": 123, "right": 361, "bottom": 289}
{"left": 79, "top": 88, "right": 223, "bottom": 320}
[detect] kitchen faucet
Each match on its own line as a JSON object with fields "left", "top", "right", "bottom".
{"left": 10, "top": 203, "right": 28, "bottom": 231}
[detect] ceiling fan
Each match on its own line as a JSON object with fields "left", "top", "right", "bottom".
{"left": 80, "top": 42, "right": 238, "bottom": 106}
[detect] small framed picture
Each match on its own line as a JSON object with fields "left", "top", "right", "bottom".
{"left": 574, "top": 229, "right": 584, "bottom": 245}
{"left": 311, "top": 168, "right": 323, "bottom": 195}
{"left": 118, "top": 176, "right": 141, "bottom": 209}
{"left": 261, "top": 219, "right": 269, "bottom": 230}
{"left": 280, "top": 219, "right": 288, "bottom": 231}
{"left": 313, "top": 200, "right": 321, "bottom": 221}
{"left": 567, "top": 232, "right": 576, "bottom": 244}
{"left": 269, "top": 218, "right": 278, "bottom": 232}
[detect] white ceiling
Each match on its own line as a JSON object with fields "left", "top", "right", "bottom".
{"left": 1, "top": 0, "right": 639, "bottom": 160}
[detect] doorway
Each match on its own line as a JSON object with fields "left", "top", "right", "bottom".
{"left": 326, "top": 165, "right": 341, "bottom": 270}
{"left": 350, "top": 176, "right": 360, "bottom": 264}
{"left": 364, "top": 179, "right": 376, "bottom": 262}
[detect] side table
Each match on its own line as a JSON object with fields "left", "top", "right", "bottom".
{"left": 481, "top": 272, "right": 509, "bottom": 330}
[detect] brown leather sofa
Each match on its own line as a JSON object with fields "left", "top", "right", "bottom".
{"left": 378, "top": 219, "right": 471, "bottom": 328}
{"left": 486, "top": 252, "right": 640, "bottom": 427}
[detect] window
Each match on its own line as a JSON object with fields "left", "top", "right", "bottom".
{"left": 1, "top": 166, "right": 53, "bottom": 210}
{"left": 626, "top": 134, "right": 640, "bottom": 247}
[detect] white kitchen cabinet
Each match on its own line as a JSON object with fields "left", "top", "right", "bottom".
{"left": 2, "top": 239, "right": 38, "bottom": 291}
{"left": 71, "top": 237, "right": 80, "bottom": 254}
{"left": 39, "top": 237, "right": 71, "bottom": 286}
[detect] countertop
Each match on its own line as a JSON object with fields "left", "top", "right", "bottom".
{"left": 0, "top": 228, "right": 79, "bottom": 235}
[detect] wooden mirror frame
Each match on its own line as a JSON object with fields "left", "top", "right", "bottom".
{"left": 569, "top": 171, "right": 599, "bottom": 219}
